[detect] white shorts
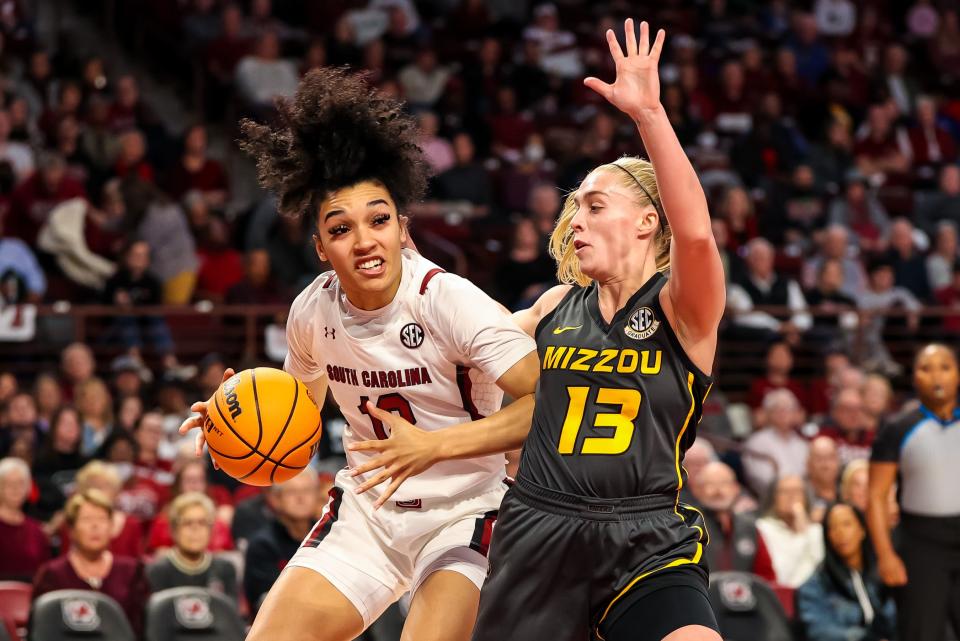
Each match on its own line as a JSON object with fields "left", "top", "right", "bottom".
{"left": 286, "top": 469, "right": 505, "bottom": 629}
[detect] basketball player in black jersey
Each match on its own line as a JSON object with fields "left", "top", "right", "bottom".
{"left": 351, "top": 19, "right": 725, "bottom": 641}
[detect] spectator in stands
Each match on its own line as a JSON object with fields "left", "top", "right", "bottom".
{"left": 103, "top": 240, "right": 178, "bottom": 365}
{"left": 789, "top": 12, "right": 831, "bottom": 84}
{"left": 840, "top": 459, "right": 869, "bottom": 513}
{"left": 7, "top": 97, "right": 38, "bottom": 146}
{"left": 416, "top": 111, "right": 455, "bottom": 176}
{"left": 120, "top": 177, "right": 198, "bottom": 304}
{"left": 166, "top": 124, "right": 228, "bottom": 208}
{"left": 111, "top": 355, "right": 149, "bottom": 402}
{"left": 767, "top": 164, "right": 828, "bottom": 246}
{"left": 527, "top": 182, "right": 560, "bottom": 238}
{"left": 744, "top": 389, "right": 810, "bottom": 498}
{"left": 33, "top": 372, "right": 62, "bottom": 431}
{"left": 809, "top": 119, "right": 855, "bottom": 195}
{"left": 0, "top": 109, "right": 33, "bottom": 182}
{"left": 108, "top": 75, "right": 161, "bottom": 135}
{"left": 817, "top": 388, "right": 874, "bottom": 465}
{"left": 935, "top": 258, "right": 960, "bottom": 333}
{"left": 715, "top": 185, "right": 757, "bottom": 253}
{"left": 55, "top": 116, "right": 93, "bottom": 187}
{"left": 803, "top": 224, "right": 867, "bottom": 297}
{"left": 814, "top": 0, "right": 857, "bottom": 37}
{"left": 38, "top": 80, "right": 82, "bottom": 146}
{"left": 860, "top": 373, "right": 893, "bottom": 433}
{"left": 113, "top": 129, "right": 155, "bottom": 183}
{"left": 243, "top": 469, "right": 319, "bottom": 608}
{"left": 690, "top": 461, "right": 776, "bottom": 582}
{"left": 432, "top": 132, "right": 493, "bottom": 212}
{"left": 926, "top": 220, "right": 958, "bottom": 291}
{"left": 0, "top": 392, "right": 42, "bottom": 458}
{"left": 75, "top": 378, "right": 114, "bottom": 456}
{"left": 887, "top": 217, "right": 932, "bottom": 301}
{"left": 858, "top": 258, "right": 921, "bottom": 375}
{"left": 0, "top": 457, "right": 50, "bottom": 580}
{"left": 63, "top": 461, "right": 143, "bottom": 559}
{"left": 0, "top": 210, "right": 45, "bottom": 302}
{"left": 756, "top": 475, "right": 825, "bottom": 588}
{"left": 116, "top": 395, "right": 144, "bottom": 434}
{"left": 59, "top": 342, "right": 94, "bottom": 401}
{"left": 398, "top": 48, "right": 451, "bottom": 111}
{"left": 79, "top": 95, "right": 120, "bottom": 176}
{"left": 854, "top": 103, "right": 910, "bottom": 187}
{"left": 231, "top": 487, "right": 271, "bottom": 551}
{"left": 148, "top": 460, "right": 233, "bottom": 554}
{"left": 33, "top": 406, "right": 87, "bottom": 488}
{"left": 804, "top": 259, "right": 859, "bottom": 345}
{"left": 916, "top": 164, "right": 960, "bottom": 239}
{"left": 195, "top": 216, "right": 243, "bottom": 302}
{"left": 33, "top": 489, "right": 150, "bottom": 635}
{"left": 908, "top": 95, "right": 956, "bottom": 180}
{"left": 727, "top": 238, "right": 812, "bottom": 344}
{"left": 146, "top": 492, "right": 238, "bottom": 602}
{"left": 494, "top": 217, "right": 554, "bottom": 311}
{"left": 747, "top": 341, "right": 808, "bottom": 411}
{"left": 796, "top": 502, "right": 897, "bottom": 641}
{"left": 807, "top": 436, "right": 841, "bottom": 522}
{"left": 826, "top": 173, "right": 890, "bottom": 255}
{"left": 9, "top": 152, "right": 86, "bottom": 246}
{"left": 225, "top": 248, "right": 286, "bottom": 304}
{"left": 235, "top": 30, "right": 299, "bottom": 117}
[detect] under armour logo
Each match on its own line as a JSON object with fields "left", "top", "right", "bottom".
{"left": 324, "top": 327, "right": 336, "bottom": 339}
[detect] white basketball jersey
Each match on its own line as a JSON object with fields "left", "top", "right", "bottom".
{"left": 284, "top": 249, "right": 536, "bottom": 501}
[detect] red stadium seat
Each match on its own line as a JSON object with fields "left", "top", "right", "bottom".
{"left": 0, "top": 581, "right": 32, "bottom": 640}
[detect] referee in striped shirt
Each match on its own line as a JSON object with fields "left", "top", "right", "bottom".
{"left": 868, "top": 343, "right": 960, "bottom": 641}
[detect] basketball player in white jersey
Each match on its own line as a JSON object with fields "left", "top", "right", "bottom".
{"left": 179, "top": 68, "right": 540, "bottom": 641}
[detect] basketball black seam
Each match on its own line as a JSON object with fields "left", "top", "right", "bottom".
{"left": 204, "top": 438, "right": 302, "bottom": 469}
{"left": 211, "top": 395, "right": 301, "bottom": 468}
{"left": 239, "top": 375, "right": 299, "bottom": 481}
{"left": 251, "top": 369, "right": 264, "bottom": 452}
{"left": 272, "top": 421, "right": 322, "bottom": 483}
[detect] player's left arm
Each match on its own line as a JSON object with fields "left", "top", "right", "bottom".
{"left": 586, "top": 19, "right": 725, "bottom": 342}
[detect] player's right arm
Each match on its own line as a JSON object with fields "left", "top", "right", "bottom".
{"left": 511, "top": 284, "right": 572, "bottom": 337}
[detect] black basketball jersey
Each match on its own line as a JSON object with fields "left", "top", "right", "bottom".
{"left": 518, "top": 272, "right": 714, "bottom": 499}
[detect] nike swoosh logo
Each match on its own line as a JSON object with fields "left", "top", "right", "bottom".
{"left": 553, "top": 325, "right": 582, "bottom": 334}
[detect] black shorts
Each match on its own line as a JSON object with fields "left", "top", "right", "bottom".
{"left": 471, "top": 477, "right": 717, "bottom": 641}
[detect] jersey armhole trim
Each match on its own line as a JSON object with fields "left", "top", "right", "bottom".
{"left": 649, "top": 291, "right": 713, "bottom": 386}
{"left": 419, "top": 268, "right": 445, "bottom": 294}
{"left": 533, "top": 285, "right": 582, "bottom": 339}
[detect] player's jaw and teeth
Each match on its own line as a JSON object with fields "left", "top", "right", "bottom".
{"left": 315, "top": 181, "right": 405, "bottom": 310}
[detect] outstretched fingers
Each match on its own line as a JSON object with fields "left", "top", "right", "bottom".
{"left": 605, "top": 28, "right": 624, "bottom": 62}
{"left": 650, "top": 28, "right": 666, "bottom": 61}
{"left": 625, "top": 18, "right": 637, "bottom": 57}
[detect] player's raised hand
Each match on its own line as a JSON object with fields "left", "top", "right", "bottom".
{"left": 584, "top": 18, "right": 666, "bottom": 119}
{"left": 178, "top": 368, "right": 236, "bottom": 464}
{"left": 348, "top": 401, "right": 441, "bottom": 508}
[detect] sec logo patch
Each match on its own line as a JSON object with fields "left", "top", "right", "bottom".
{"left": 400, "top": 322, "right": 425, "bottom": 348}
{"left": 625, "top": 306, "right": 659, "bottom": 340}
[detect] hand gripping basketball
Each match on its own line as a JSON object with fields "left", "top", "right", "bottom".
{"left": 179, "top": 368, "right": 237, "bottom": 468}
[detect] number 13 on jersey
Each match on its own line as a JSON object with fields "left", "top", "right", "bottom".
{"left": 558, "top": 387, "right": 641, "bottom": 455}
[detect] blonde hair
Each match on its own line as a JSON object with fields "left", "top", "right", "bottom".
{"left": 75, "top": 460, "right": 122, "bottom": 494}
{"left": 840, "top": 459, "right": 869, "bottom": 501}
{"left": 65, "top": 488, "right": 114, "bottom": 526}
{"left": 75, "top": 377, "right": 114, "bottom": 426}
{"left": 549, "top": 156, "right": 671, "bottom": 286}
{"left": 169, "top": 491, "right": 215, "bottom": 528}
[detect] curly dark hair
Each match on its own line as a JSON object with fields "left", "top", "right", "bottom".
{"left": 238, "top": 67, "right": 428, "bottom": 224}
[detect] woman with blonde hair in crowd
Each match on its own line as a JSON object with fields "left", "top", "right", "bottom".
{"left": 146, "top": 492, "right": 238, "bottom": 604}
{"left": 58, "top": 461, "right": 143, "bottom": 558}
{"left": 75, "top": 377, "right": 114, "bottom": 456}
{"left": 33, "top": 489, "right": 151, "bottom": 634}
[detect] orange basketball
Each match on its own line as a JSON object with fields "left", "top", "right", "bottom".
{"left": 203, "top": 367, "right": 322, "bottom": 486}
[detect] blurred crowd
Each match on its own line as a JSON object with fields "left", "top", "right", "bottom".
{"left": 2, "top": 0, "right": 960, "bottom": 639}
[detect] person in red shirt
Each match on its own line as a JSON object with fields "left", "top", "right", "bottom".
{"left": 33, "top": 489, "right": 151, "bottom": 635}
{"left": 165, "top": 124, "right": 228, "bottom": 207}
{"left": 113, "top": 129, "right": 155, "bottom": 183}
{"left": 814, "top": 387, "right": 875, "bottom": 465}
{"left": 147, "top": 459, "right": 234, "bottom": 554}
{"left": 194, "top": 216, "right": 243, "bottom": 301}
{"left": 0, "top": 457, "right": 50, "bottom": 581}
{"left": 935, "top": 259, "right": 960, "bottom": 333}
{"left": 59, "top": 461, "right": 143, "bottom": 559}
{"left": 748, "top": 340, "right": 809, "bottom": 412}
{"left": 9, "top": 152, "right": 86, "bottom": 246}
